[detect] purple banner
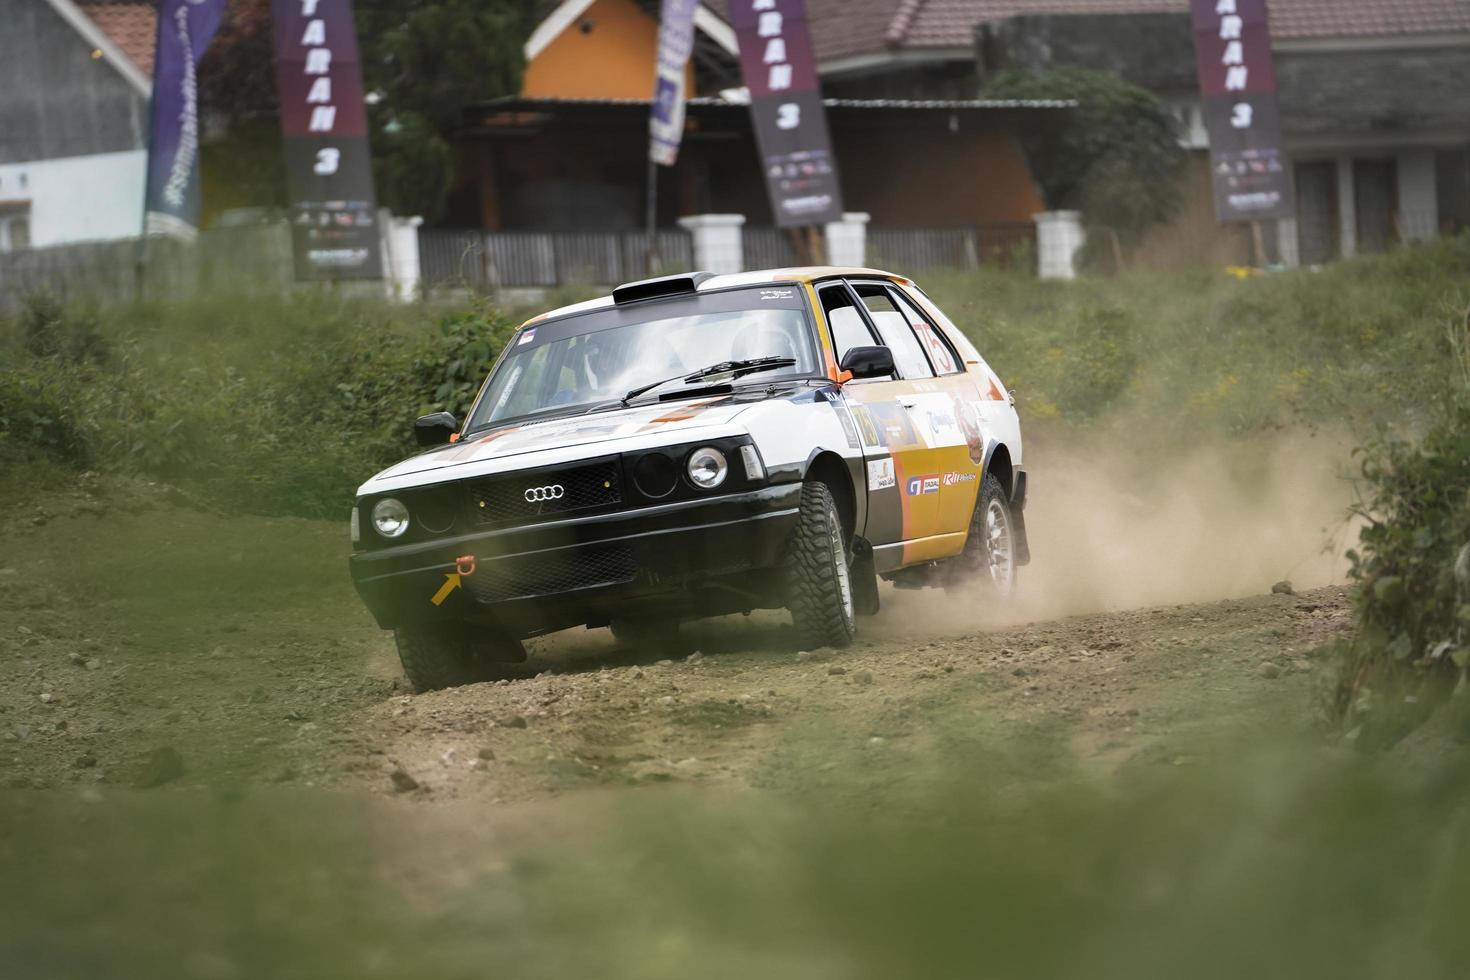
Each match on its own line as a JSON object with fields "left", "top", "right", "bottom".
{"left": 729, "top": 0, "right": 844, "bottom": 228}
{"left": 143, "top": 0, "right": 226, "bottom": 238}
{"left": 1190, "top": 0, "right": 1293, "bottom": 222}
{"left": 650, "top": 0, "right": 698, "bottom": 166}
{"left": 272, "top": 0, "right": 381, "bottom": 280}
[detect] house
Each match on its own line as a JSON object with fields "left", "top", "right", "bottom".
{"left": 728, "top": 0, "right": 1470, "bottom": 267}
{"left": 448, "top": 0, "right": 1065, "bottom": 251}
{"left": 0, "top": 0, "right": 157, "bottom": 251}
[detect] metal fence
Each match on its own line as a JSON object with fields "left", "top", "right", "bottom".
{"left": 742, "top": 227, "right": 800, "bottom": 272}
{"left": 866, "top": 225, "right": 1036, "bottom": 272}
{"left": 0, "top": 223, "right": 295, "bottom": 313}
{"left": 419, "top": 229, "right": 695, "bottom": 290}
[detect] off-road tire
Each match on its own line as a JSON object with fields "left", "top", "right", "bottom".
{"left": 786, "top": 481, "right": 857, "bottom": 649}
{"left": 394, "top": 625, "right": 478, "bottom": 693}
{"left": 947, "top": 472, "right": 1017, "bottom": 598}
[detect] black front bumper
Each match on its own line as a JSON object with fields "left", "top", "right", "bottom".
{"left": 350, "top": 482, "right": 802, "bottom": 633}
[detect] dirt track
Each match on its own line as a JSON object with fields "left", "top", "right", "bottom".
{"left": 0, "top": 467, "right": 1353, "bottom": 802}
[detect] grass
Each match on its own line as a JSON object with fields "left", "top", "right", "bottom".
{"left": 3, "top": 236, "right": 1468, "bottom": 521}
{"left": 923, "top": 236, "right": 1470, "bottom": 439}
{"left": 3, "top": 732, "right": 1470, "bottom": 979}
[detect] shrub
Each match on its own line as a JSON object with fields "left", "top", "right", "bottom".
{"left": 1325, "top": 304, "right": 1470, "bottom": 743}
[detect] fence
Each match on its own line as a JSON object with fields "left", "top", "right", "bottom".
{"left": 0, "top": 223, "right": 296, "bottom": 313}
{"left": 419, "top": 229, "right": 695, "bottom": 291}
{"left": 867, "top": 225, "right": 1036, "bottom": 273}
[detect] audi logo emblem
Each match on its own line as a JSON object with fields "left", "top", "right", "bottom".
{"left": 524, "top": 485, "right": 565, "bottom": 503}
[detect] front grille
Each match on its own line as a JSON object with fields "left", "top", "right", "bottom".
{"left": 466, "top": 458, "right": 623, "bottom": 528}
{"left": 470, "top": 545, "right": 638, "bottom": 603}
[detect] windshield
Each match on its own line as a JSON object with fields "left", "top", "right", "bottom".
{"left": 467, "top": 288, "right": 819, "bottom": 430}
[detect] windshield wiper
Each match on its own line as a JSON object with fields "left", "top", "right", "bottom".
{"left": 463, "top": 399, "right": 621, "bottom": 438}
{"left": 622, "top": 357, "right": 797, "bottom": 406}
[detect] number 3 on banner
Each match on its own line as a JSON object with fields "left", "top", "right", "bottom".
{"left": 314, "top": 148, "right": 340, "bottom": 176}
{"left": 776, "top": 104, "right": 800, "bottom": 130}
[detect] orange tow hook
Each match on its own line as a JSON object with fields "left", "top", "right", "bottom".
{"left": 455, "top": 555, "right": 477, "bottom": 577}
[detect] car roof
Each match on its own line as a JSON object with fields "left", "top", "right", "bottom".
{"left": 522, "top": 266, "right": 911, "bottom": 326}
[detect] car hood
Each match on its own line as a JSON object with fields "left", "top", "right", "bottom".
{"left": 370, "top": 399, "right": 752, "bottom": 485}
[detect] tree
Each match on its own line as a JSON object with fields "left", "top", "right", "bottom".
{"left": 197, "top": 0, "right": 532, "bottom": 223}
{"left": 356, "top": 0, "right": 532, "bottom": 221}
{"left": 982, "top": 69, "right": 1187, "bottom": 247}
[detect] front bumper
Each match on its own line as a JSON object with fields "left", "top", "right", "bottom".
{"left": 350, "top": 482, "right": 802, "bottom": 631}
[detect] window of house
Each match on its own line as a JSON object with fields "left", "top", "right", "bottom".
{"left": 852, "top": 283, "right": 933, "bottom": 379}
{"left": 0, "top": 207, "right": 30, "bottom": 253}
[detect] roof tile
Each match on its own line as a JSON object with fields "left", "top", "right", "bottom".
{"left": 77, "top": 1, "right": 158, "bottom": 76}
{"left": 708, "top": 0, "right": 1470, "bottom": 63}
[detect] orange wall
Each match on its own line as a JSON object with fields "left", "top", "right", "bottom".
{"left": 522, "top": 0, "right": 693, "bottom": 100}
{"left": 834, "top": 127, "right": 1045, "bottom": 226}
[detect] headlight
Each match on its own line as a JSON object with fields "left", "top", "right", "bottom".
{"left": 372, "top": 497, "right": 410, "bottom": 538}
{"left": 687, "top": 447, "right": 728, "bottom": 489}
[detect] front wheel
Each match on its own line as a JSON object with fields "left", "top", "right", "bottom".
{"left": 394, "top": 625, "right": 525, "bottom": 693}
{"left": 785, "top": 482, "right": 857, "bottom": 649}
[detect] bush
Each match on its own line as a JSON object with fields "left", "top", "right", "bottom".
{"left": 0, "top": 291, "right": 517, "bottom": 518}
{"left": 1329, "top": 331, "right": 1470, "bottom": 742}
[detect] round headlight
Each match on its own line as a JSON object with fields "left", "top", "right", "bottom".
{"left": 372, "top": 497, "right": 410, "bottom": 538}
{"left": 687, "top": 447, "right": 728, "bottom": 489}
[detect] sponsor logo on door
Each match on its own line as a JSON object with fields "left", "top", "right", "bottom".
{"left": 906, "top": 475, "right": 940, "bottom": 496}
{"left": 866, "top": 457, "right": 896, "bottom": 491}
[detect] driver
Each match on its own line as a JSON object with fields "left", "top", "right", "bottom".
{"left": 731, "top": 319, "right": 801, "bottom": 364}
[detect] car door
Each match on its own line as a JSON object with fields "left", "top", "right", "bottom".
{"left": 847, "top": 280, "right": 979, "bottom": 549}
{"left": 817, "top": 280, "right": 951, "bottom": 568}
{"left": 898, "top": 280, "right": 1017, "bottom": 479}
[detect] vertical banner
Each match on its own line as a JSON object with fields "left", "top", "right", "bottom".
{"left": 1190, "top": 0, "right": 1293, "bottom": 222}
{"left": 729, "top": 0, "right": 844, "bottom": 228}
{"left": 143, "top": 0, "right": 227, "bottom": 238}
{"left": 271, "top": 0, "right": 381, "bottom": 280}
{"left": 650, "top": 0, "right": 699, "bottom": 165}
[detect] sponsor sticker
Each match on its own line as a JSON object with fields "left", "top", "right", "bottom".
{"left": 517, "top": 328, "right": 536, "bottom": 346}
{"left": 906, "top": 474, "right": 940, "bottom": 497}
{"left": 760, "top": 289, "right": 794, "bottom": 301}
{"left": 942, "top": 472, "right": 978, "bottom": 487}
{"left": 866, "top": 458, "right": 896, "bottom": 491}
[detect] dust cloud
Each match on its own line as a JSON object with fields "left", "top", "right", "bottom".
{"left": 874, "top": 429, "right": 1360, "bottom": 637}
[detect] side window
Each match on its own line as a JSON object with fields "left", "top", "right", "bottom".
{"left": 819, "top": 284, "right": 878, "bottom": 365}
{"left": 890, "top": 289, "right": 961, "bottom": 376}
{"left": 853, "top": 284, "right": 933, "bottom": 380}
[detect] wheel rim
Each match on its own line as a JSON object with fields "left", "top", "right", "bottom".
{"left": 985, "top": 498, "right": 1015, "bottom": 596}
{"left": 830, "top": 511, "right": 854, "bottom": 621}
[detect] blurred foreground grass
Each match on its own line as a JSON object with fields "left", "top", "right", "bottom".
{"left": 3, "top": 732, "right": 1469, "bottom": 980}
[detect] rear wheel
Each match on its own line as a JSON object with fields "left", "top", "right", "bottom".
{"left": 785, "top": 482, "right": 857, "bottom": 649}
{"left": 948, "top": 473, "right": 1017, "bottom": 598}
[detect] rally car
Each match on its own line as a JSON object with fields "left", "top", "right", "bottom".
{"left": 350, "top": 267, "right": 1029, "bottom": 691}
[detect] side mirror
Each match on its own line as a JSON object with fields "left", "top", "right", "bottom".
{"left": 414, "top": 411, "right": 459, "bottom": 447}
{"left": 840, "top": 345, "right": 895, "bottom": 380}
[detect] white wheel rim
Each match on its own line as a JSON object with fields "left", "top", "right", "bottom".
{"left": 831, "top": 511, "right": 854, "bottom": 621}
{"left": 985, "top": 498, "right": 1015, "bottom": 597}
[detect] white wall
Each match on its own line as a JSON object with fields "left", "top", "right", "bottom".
{"left": 0, "top": 149, "right": 146, "bottom": 248}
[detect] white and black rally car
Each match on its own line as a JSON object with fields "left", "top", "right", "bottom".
{"left": 350, "top": 267, "right": 1029, "bottom": 690}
